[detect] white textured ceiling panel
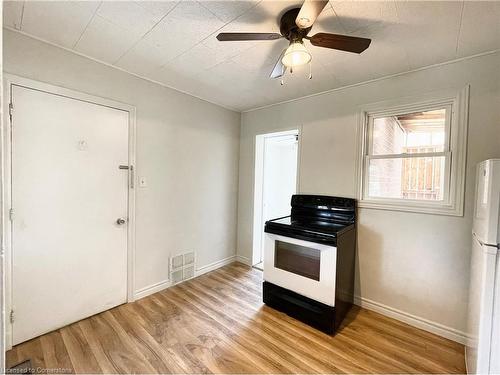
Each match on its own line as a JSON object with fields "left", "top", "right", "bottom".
{"left": 74, "top": 15, "right": 143, "bottom": 63}
{"left": 330, "top": 0, "right": 398, "bottom": 35}
{"left": 143, "top": 2, "right": 224, "bottom": 51}
{"left": 394, "top": 1, "right": 463, "bottom": 69}
{"left": 457, "top": 1, "right": 500, "bottom": 58}
{"left": 132, "top": 1, "right": 179, "bottom": 19}
{"left": 200, "top": 0, "right": 259, "bottom": 23}
{"left": 3, "top": 0, "right": 499, "bottom": 111}
{"left": 21, "top": 1, "right": 100, "bottom": 48}
{"left": 115, "top": 38, "right": 174, "bottom": 76}
{"left": 3, "top": 1, "right": 24, "bottom": 29}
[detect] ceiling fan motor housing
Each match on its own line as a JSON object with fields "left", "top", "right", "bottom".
{"left": 280, "top": 8, "right": 312, "bottom": 42}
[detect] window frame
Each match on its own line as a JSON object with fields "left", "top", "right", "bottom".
{"left": 356, "top": 87, "right": 469, "bottom": 216}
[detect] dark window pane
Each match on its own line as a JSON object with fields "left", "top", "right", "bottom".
{"left": 275, "top": 241, "right": 320, "bottom": 281}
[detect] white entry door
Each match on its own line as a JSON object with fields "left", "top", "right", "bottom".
{"left": 10, "top": 85, "right": 129, "bottom": 345}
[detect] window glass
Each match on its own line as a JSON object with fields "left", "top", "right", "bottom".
{"left": 368, "top": 108, "right": 447, "bottom": 202}
{"left": 372, "top": 109, "right": 446, "bottom": 155}
{"left": 368, "top": 156, "right": 446, "bottom": 201}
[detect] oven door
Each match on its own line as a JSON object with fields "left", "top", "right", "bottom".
{"left": 263, "top": 233, "right": 337, "bottom": 306}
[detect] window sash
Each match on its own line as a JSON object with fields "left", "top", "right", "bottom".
{"left": 367, "top": 151, "right": 447, "bottom": 160}
{"left": 362, "top": 152, "right": 452, "bottom": 204}
{"left": 363, "top": 104, "right": 453, "bottom": 206}
{"left": 366, "top": 104, "right": 452, "bottom": 157}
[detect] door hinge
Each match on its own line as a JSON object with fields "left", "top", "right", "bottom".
{"left": 9, "top": 208, "right": 14, "bottom": 221}
{"left": 9, "top": 102, "right": 14, "bottom": 122}
{"left": 10, "top": 310, "right": 14, "bottom": 324}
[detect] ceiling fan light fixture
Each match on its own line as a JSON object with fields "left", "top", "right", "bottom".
{"left": 281, "top": 41, "right": 312, "bottom": 68}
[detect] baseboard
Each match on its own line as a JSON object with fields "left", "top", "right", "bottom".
{"left": 235, "top": 254, "right": 252, "bottom": 266}
{"left": 134, "top": 279, "right": 172, "bottom": 300}
{"left": 133, "top": 255, "right": 238, "bottom": 300}
{"left": 354, "top": 295, "right": 468, "bottom": 344}
{"left": 195, "top": 255, "right": 237, "bottom": 277}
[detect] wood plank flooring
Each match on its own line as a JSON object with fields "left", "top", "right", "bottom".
{"left": 6, "top": 262, "right": 466, "bottom": 373}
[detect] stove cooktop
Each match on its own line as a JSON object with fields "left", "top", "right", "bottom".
{"left": 264, "top": 195, "right": 356, "bottom": 246}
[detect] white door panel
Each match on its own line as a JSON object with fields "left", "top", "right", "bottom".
{"left": 11, "top": 85, "right": 129, "bottom": 345}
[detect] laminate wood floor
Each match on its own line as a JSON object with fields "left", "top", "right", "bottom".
{"left": 6, "top": 262, "right": 465, "bottom": 374}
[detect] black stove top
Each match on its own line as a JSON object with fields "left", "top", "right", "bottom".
{"left": 264, "top": 195, "right": 356, "bottom": 246}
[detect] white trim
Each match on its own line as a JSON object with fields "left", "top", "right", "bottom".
{"left": 134, "top": 279, "right": 172, "bottom": 301}
{"left": 133, "top": 255, "right": 238, "bottom": 300}
{"left": 126, "top": 98, "right": 137, "bottom": 304}
{"left": 0, "top": 19, "right": 5, "bottom": 371}
{"left": 465, "top": 346, "right": 470, "bottom": 374}
{"left": 355, "top": 86, "right": 469, "bottom": 216}
{"left": 354, "top": 295, "right": 468, "bottom": 344}
{"left": 243, "top": 49, "right": 499, "bottom": 113}
{"left": 2, "top": 74, "right": 137, "bottom": 350}
{"left": 235, "top": 255, "right": 252, "bottom": 266}
{"left": 252, "top": 129, "right": 299, "bottom": 266}
{"left": 195, "top": 255, "right": 237, "bottom": 277}
{"left": 4, "top": 27, "right": 240, "bottom": 113}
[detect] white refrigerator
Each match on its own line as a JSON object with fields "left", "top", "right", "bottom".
{"left": 467, "top": 159, "right": 500, "bottom": 374}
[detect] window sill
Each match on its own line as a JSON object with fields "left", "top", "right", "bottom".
{"left": 358, "top": 199, "right": 464, "bottom": 217}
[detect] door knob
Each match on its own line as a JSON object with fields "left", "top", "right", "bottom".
{"left": 116, "top": 218, "right": 127, "bottom": 225}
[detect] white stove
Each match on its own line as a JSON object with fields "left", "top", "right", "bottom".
{"left": 262, "top": 195, "right": 356, "bottom": 333}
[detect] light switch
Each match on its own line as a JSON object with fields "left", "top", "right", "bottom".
{"left": 139, "top": 176, "right": 147, "bottom": 188}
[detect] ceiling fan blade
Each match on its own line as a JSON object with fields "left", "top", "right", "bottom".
{"left": 308, "top": 33, "right": 371, "bottom": 53}
{"left": 295, "top": 0, "right": 329, "bottom": 29}
{"left": 270, "top": 49, "right": 287, "bottom": 79}
{"left": 216, "top": 33, "right": 282, "bottom": 41}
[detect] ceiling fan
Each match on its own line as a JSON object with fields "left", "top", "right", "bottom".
{"left": 216, "top": 0, "right": 371, "bottom": 80}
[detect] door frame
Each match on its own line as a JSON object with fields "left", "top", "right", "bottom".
{"left": 1, "top": 74, "right": 137, "bottom": 350}
{"left": 252, "top": 128, "right": 300, "bottom": 266}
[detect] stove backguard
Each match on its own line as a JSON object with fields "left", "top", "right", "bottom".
{"left": 290, "top": 195, "right": 356, "bottom": 225}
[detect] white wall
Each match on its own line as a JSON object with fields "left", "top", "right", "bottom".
{"left": 3, "top": 29, "right": 241, "bottom": 295}
{"left": 237, "top": 51, "right": 500, "bottom": 340}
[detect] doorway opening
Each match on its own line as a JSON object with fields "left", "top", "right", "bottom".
{"left": 252, "top": 129, "right": 299, "bottom": 269}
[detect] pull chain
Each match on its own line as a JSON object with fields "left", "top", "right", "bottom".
{"left": 278, "top": 62, "right": 312, "bottom": 84}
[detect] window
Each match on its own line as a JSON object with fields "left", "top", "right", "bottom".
{"left": 357, "top": 88, "right": 469, "bottom": 216}
{"left": 368, "top": 108, "right": 448, "bottom": 201}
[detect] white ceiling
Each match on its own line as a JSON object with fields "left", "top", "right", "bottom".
{"left": 4, "top": 1, "right": 500, "bottom": 111}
